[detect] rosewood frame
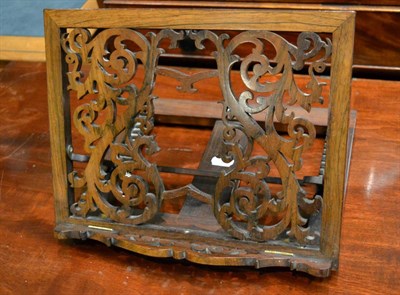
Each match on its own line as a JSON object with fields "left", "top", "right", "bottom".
{"left": 45, "top": 8, "right": 355, "bottom": 277}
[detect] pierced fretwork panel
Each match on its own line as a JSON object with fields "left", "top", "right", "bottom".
{"left": 62, "top": 28, "right": 331, "bottom": 244}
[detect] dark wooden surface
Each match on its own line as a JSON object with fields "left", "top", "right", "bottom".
{"left": 0, "top": 61, "right": 399, "bottom": 294}
{"left": 104, "top": 0, "right": 400, "bottom": 6}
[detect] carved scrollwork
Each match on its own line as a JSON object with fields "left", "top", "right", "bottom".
{"left": 64, "top": 27, "right": 328, "bottom": 243}
{"left": 64, "top": 28, "right": 185, "bottom": 224}
{"left": 188, "top": 30, "right": 329, "bottom": 243}
{"left": 214, "top": 147, "right": 289, "bottom": 241}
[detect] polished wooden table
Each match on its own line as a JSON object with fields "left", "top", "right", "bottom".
{"left": 0, "top": 61, "right": 399, "bottom": 294}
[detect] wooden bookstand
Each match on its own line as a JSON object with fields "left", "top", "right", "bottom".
{"left": 45, "top": 8, "right": 355, "bottom": 277}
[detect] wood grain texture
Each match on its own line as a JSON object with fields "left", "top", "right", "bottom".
{"left": 321, "top": 14, "right": 355, "bottom": 264}
{"left": 0, "top": 61, "right": 399, "bottom": 294}
{"left": 353, "top": 11, "right": 400, "bottom": 68}
{"left": 44, "top": 8, "right": 352, "bottom": 32}
{"left": 44, "top": 14, "right": 71, "bottom": 224}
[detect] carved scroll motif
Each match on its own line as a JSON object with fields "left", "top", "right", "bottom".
{"left": 63, "top": 28, "right": 330, "bottom": 243}
{"left": 63, "top": 28, "right": 184, "bottom": 224}
{"left": 189, "top": 30, "right": 330, "bottom": 243}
